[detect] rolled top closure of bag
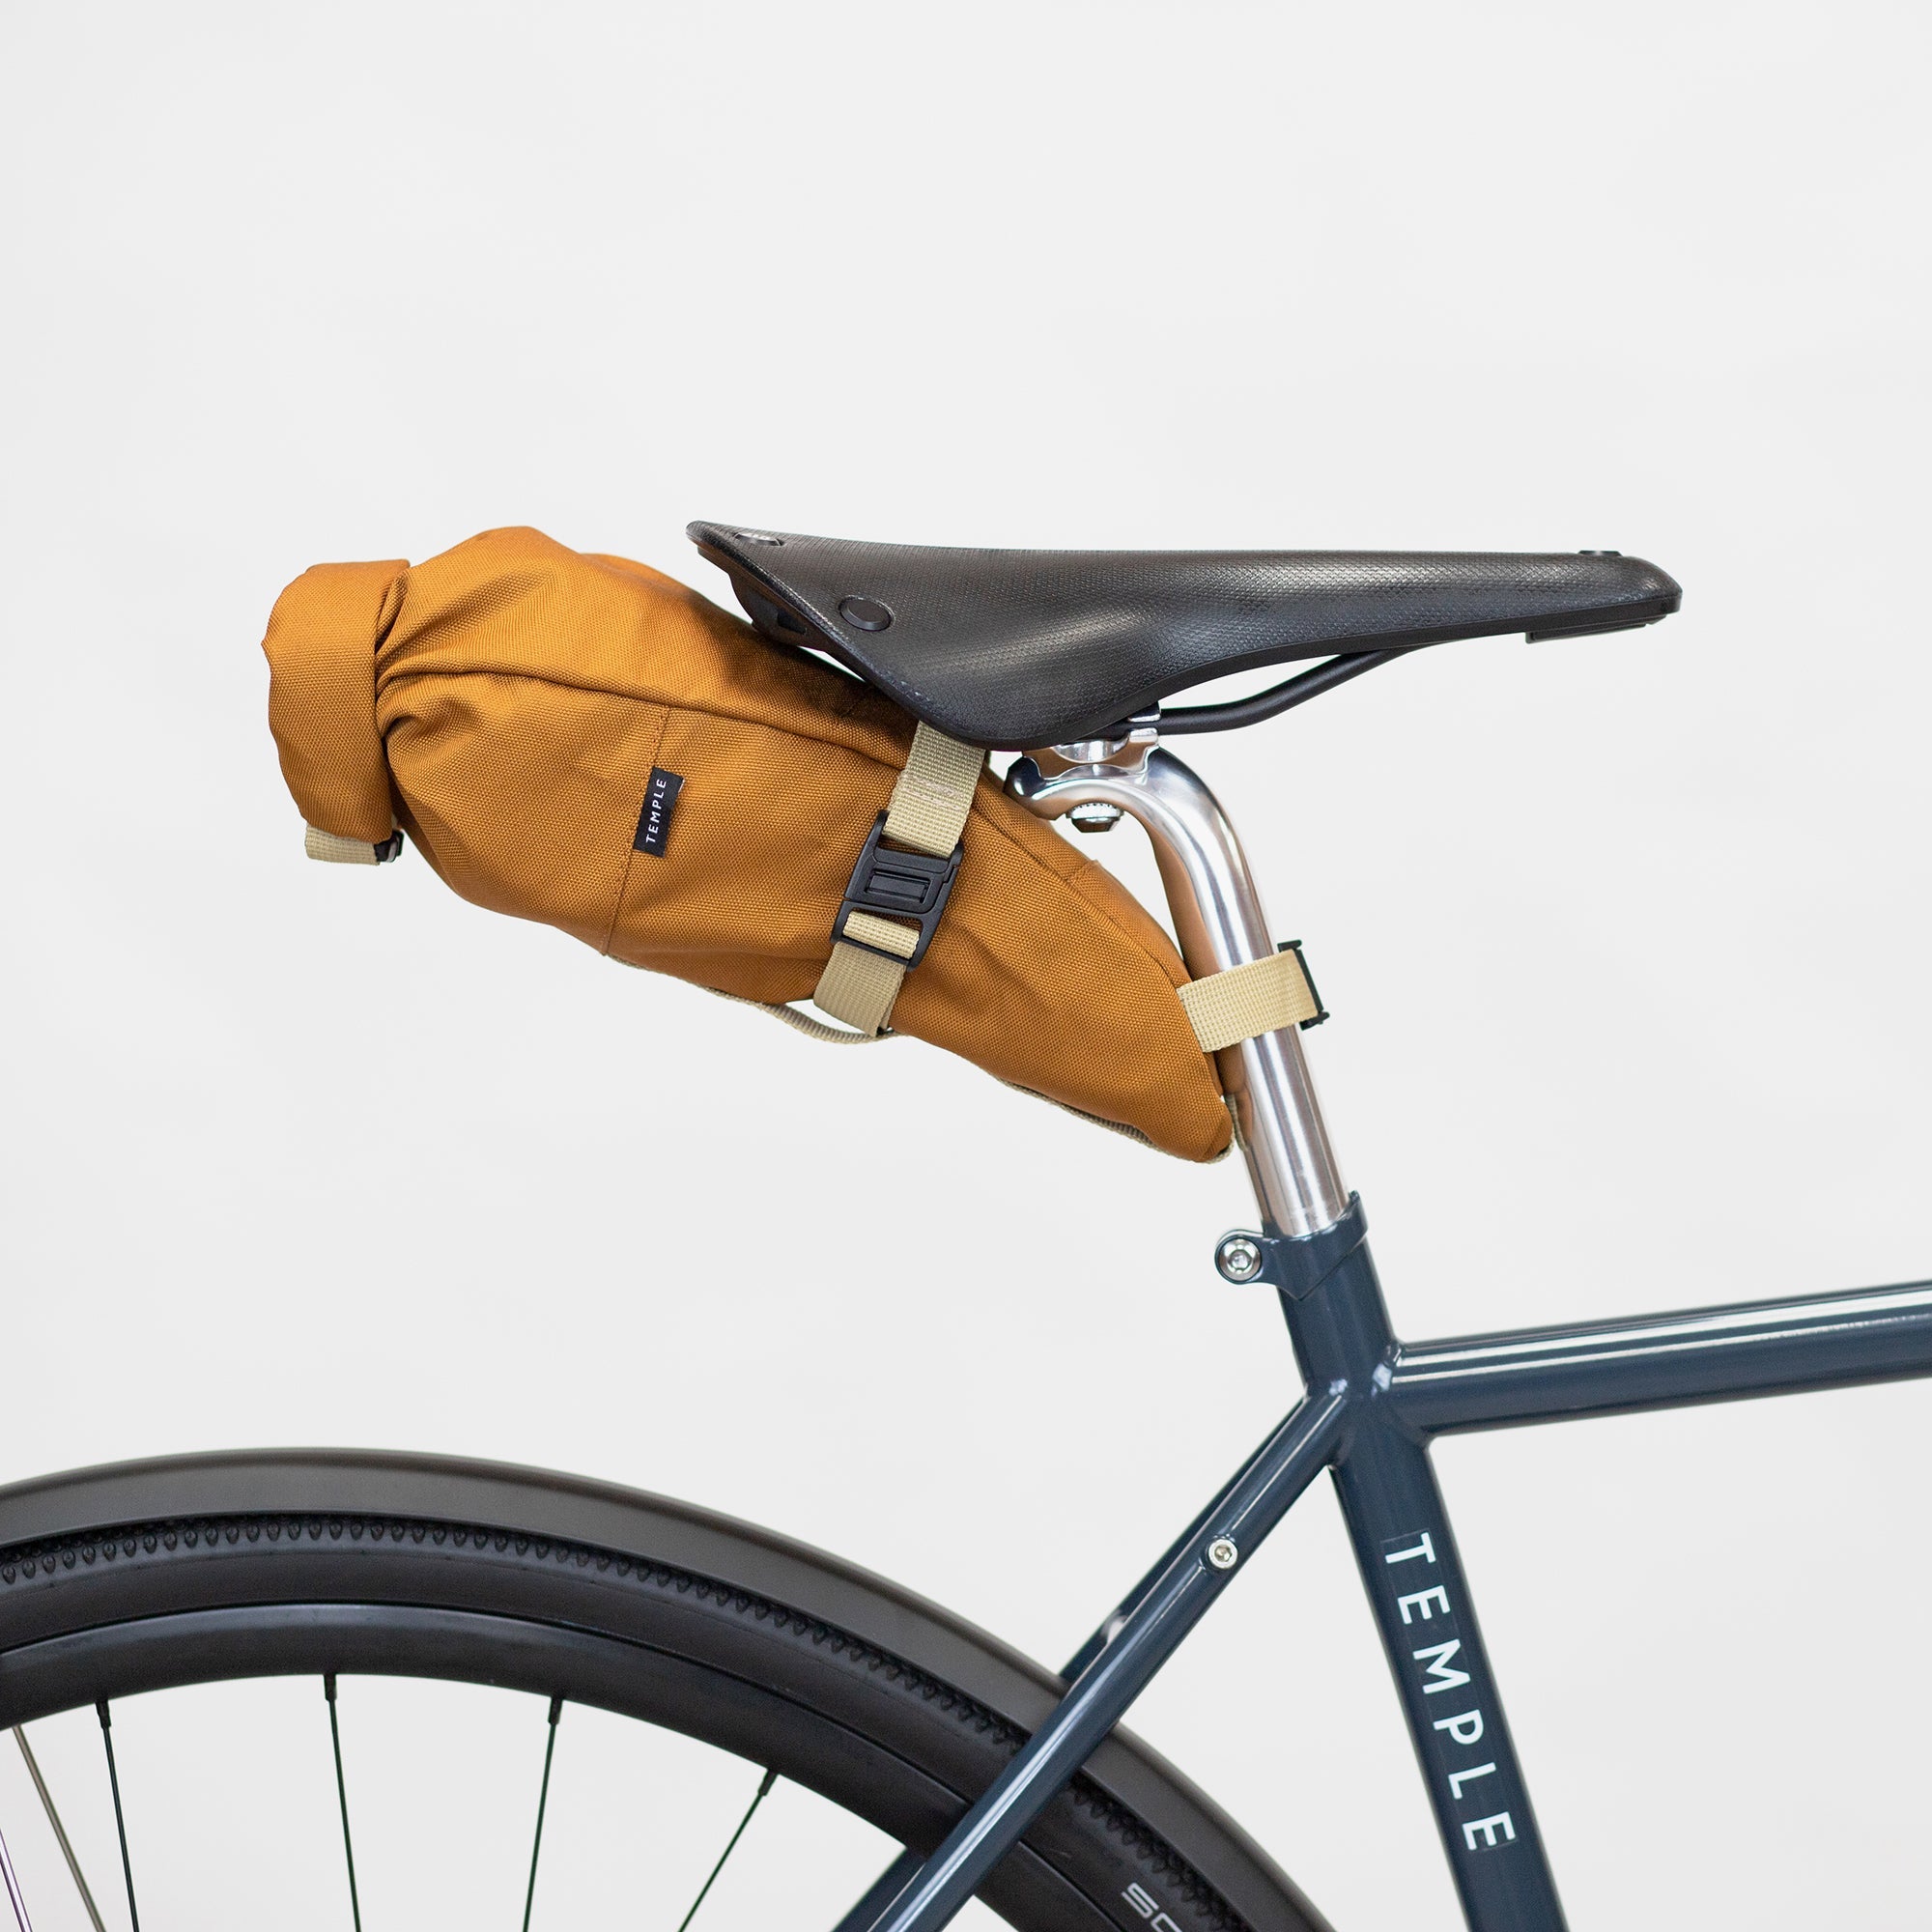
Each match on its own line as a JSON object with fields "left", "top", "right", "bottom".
{"left": 261, "top": 557, "right": 409, "bottom": 842}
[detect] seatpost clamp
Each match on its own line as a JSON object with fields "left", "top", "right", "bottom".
{"left": 831, "top": 813, "right": 963, "bottom": 967}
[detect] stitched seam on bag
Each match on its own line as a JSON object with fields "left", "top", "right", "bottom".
{"left": 377, "top": 667, "right": 915, "bottom": 767}
{"left": 599, "top": 703, "right": 673, "bottom": 956}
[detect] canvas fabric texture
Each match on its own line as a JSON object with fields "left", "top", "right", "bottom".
{"left": 261, "top": 526, "right": 1234, "bottom": 1162}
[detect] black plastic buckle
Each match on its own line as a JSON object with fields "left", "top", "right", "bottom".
{"left": 1279, "top": 939, "right": 1328, "bottom": 1028}
{"left": 832, "top": 813, "right": 963, "bottom": 967}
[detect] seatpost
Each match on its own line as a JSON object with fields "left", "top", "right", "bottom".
{"left": 1008, "top": 735, "right": 1350, "bottom": 1236}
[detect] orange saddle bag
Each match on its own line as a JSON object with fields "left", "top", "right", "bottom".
{"left": 261, "top": 526, "right": 1232, "bottom": 1162}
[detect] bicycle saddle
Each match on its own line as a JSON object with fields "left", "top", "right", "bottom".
{"left": 689, "top": 523, "right": 1682, "bottom": 750}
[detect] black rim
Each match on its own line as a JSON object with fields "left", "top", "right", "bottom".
{"left": 0, "top": 1456, "right": 1330, "bottom": 1932}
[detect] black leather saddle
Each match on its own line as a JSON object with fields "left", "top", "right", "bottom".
{"left": 689, "top": 522, "right": 1682, "bottom": 750}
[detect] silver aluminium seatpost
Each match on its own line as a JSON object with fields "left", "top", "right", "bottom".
{"left": 1008, "top": 731, "right": 1350, "bottom": 1237}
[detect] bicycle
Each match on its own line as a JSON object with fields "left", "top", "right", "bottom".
{"left": 1, "top": 527, "right": 1924, "bottom": 1932}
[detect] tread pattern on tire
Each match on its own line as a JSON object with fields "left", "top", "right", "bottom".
{"left": 0, "top": 1509, "right": 1254, "bottom": 1932}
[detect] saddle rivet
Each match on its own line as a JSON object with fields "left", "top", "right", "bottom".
{"left": 1207, "top": 1536, "right": 1239, "bottom": 1572}
{"left": 839, "top": 596, "right": 895, "bottom": 633}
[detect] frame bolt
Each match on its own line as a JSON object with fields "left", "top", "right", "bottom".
{"left": 1215, "top": 1234, "right": 1264, "bottom": 1284}
{"left": 1206, "top": 1536, "right": 1239, "bottom": 1572}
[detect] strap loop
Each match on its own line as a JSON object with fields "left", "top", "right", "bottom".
{"left": 304, "top": 826, "right": 404, "bottom": 866}
{"left": 1179, "top": 946, "right": 1323, "bottom": 1053}
{"left": 708, "top": 987, "right": 901, "bottom": 1045}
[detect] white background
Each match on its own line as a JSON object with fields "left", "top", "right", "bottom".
{"left": 3, "top": 4, "right": 1929, "bottom": 1928}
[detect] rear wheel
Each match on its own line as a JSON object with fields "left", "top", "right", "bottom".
{"left": 0, "top": 1450, "right": 1331, "bottom": 1932}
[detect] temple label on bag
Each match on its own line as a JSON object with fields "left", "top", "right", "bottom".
{"left": 634, "top": 768, "right": 685, "bottom": 857}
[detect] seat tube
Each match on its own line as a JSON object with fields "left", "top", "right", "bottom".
{"left": 1006, "top": 741, "right": 1350, "bottom": 1236}
{"left": 1334, "top": 1422, "right": 1567, "bottom": 1931}
{"left": 1275, "top": 1225, "right": 1569, "bottom": 1932}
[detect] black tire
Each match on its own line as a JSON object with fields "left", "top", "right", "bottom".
{"left": 0, "top": 1450, "right": 1332, "bottom": 1932}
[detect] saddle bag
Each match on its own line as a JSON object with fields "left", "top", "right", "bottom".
{"left": 260, "top": 526, "right": 1234, "bottom": 1161}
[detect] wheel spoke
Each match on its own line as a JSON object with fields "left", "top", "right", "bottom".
{"left": 0, "top": 1819, "right": 35, "bottom": 1932}
{"left": 324, "top": 1677, "right": 364, "bottom": 1932}
{"left": 673, "top": 1768, "right": 777, "bottom": 1932}
{"left": 11, "top": 1728, "right": 104, "bottom": 1932}
{"left": 94, "top": 1705, "right": 138, "bottom": 1932}
{"left": 519, "top": 1697, "right": 563, "bottom": 1932}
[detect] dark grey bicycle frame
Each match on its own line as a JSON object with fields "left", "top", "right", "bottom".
{"left": 833, "top": 740, "right": 1932, "bottom": 1932}
{"left": 850, "top": 1207, "right": 1932, "bottom": 1932}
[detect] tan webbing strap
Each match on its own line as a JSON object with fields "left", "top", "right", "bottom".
{"left": 304, "top": 825, "right": 403, "bottom": 867}
{"left": 812, "top": 937, "right": 914, "bottom": 1037}
{"left": 708, "top": 987, "right": 901, "bottom": 1045}
{"left": 878, "top": 724, "right": 983, "bottom": 857}
{"left": 304, "top": 825, "right": 384, "bottom": 866}
{"left": 812, "top": 722, "right": 984, "bottom": 1036}
{"left": 1179, "top": 948, "right": 1321, "bottom": 1054}
{"left": 840, "top": 910, "right": 923, "bottom": 959}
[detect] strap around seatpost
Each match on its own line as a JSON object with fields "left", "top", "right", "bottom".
{"left": 1179, "top": 943, "right": 1325, "bottom": 1052}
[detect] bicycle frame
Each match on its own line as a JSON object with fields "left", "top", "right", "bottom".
{"left": 837, "top": 738, "right": 1932, "bottom": 1932}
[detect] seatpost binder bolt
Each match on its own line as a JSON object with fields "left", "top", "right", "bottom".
{"left": 1206, "top": 1537, "right": 1239, "bottom": 1572}
{"left": 1215, "top": 1234, "right": 1264, "bottom": 1284}
{"left": 1067, "top": 802, "right": 1124, "bottom": 835}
